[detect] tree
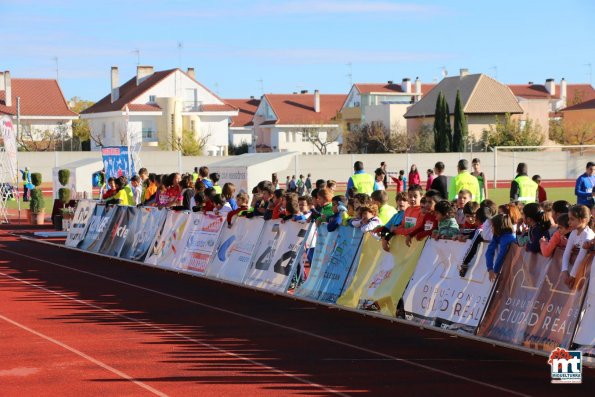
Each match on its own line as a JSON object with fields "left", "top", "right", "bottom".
{"left": 481, "top": 114, "right": 544, "bottom": 148}
{"left": 433, "top": 92, "right": 452, "bottom": 152}
{"left": 70, "top": 97, "right": 94, "bottom": 151}
{"left": 16, "top": 124, "right": 68, "bottom": 151}
{"left": 451, "top": 89, "right": 467, "bottom": 152}
{"left": 298, "top": 124, "right": 341, "bottom": 154}
{"left": 550, "top": 119, "right": 595, "bottom": 145}
{"left": 159, "top": 129, "right": 211, "bottom": 156}
{"left": 229, "top": 141, "right": 250, "bottom": 155}
{"left": 409, "top": 124, "right": 435, "bottom": 153}
{"left": 343, "top": 121, "right": 408, "bottom": 153}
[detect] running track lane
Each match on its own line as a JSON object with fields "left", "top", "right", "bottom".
{"left": 0, "top": 232, "right": 591, "bottom": 396}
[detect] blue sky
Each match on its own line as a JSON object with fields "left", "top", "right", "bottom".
{"left": 2, "top": 0, "right": 594, "bottom": 102}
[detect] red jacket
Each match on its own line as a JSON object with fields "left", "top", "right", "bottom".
{"left": 409, "top": 211, "right": 438, "bottom": 240}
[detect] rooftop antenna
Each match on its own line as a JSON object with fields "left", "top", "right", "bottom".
{"left": 440, "top": 66, "right": 447, "bottom": 78}
{"left": 488, "top": 65, "right": 498, "bottom": 80}
{"left": 132, "top": 49, "right": 140, "bottom": 65}
{"left": 585, "top": 63, "right": 593, "bottom": 85}
{"left": 214, "top": 82, "right": 220, "bottom": 96}
{"left": 52, "top": 56, "right": 59, "bottom": 81}
{"left": 346, "top": 62, "right": 353, "bottom": 86}
{"left": 177, "top": 41, "right": 183, "bottom": 68}
{"left": 257, "top": 78, "right": 264, "bottom": 94}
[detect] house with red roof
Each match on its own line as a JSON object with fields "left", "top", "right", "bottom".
{"left": 508, "top": 78, "right": 595, "bottom": 136}
{"left": 81, "top": 66, "right": 238, "bottom": 156}
{"left": 339, "top": 77, "right": 435, "bottom": 133}
{"left": 252, "top": 91, "right": 346, "bottom": 154}
{"left": 224, "top": 97, "right": 260, "bottom": 148}
{"left": 558, "top": 98, "right": 595, "bottom": 143}
{"left": 0, "top": 70, "right": 78, "bottom": 146}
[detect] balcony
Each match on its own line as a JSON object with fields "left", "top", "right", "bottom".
{"left": 183, "top": 101, "right": 203, "bottom": 112}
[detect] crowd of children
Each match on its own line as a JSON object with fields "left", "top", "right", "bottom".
{"left": 98, "top": 160, "right": 595, "bottom": 287}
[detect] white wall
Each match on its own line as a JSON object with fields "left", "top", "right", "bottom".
{"left": 133, "top": 70, "right": 222, "bottom": 106}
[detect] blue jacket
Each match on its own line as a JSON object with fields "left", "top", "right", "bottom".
{"left": 346, "top": 170, "right": 379, "bottom": 198}
{"left": 575, "top": 173, "right": 595, "bottom": 207}
{"left": 486, "top": 233, "right": 517, "bottom": 274}
{"left": 384, "top": 210, "right": 404, "bottom": 230}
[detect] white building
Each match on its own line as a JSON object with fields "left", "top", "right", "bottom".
{"left": 0, "top": 70, "right": 77, "bottom": 146}
{"left": 81, "top": 66, "right": 238, "bottom": 156}
{"left": 224, "top": 97, "right": 259, "bottom": 148}
{"left": 252, "top": 91, "right": 346, "bottom": 155}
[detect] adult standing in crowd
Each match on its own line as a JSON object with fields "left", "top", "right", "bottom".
{"left": 448, "top": 159, "right": 480, "bottom": 202}
{"left": 510, "top": 162, "right": 537, "bottom": 204}
{"left": 19, "top": 166, "right": 34, "bottom": 202}
{"left": 430, "top": 161, "right": 448, "bottom": 199}
{"left": 304, "top": 173, "right": 312, "bottom": 195}
{"left": 347, "top": 161, "right": 377, "bottom": 198}
{"left": 380, "top": 161, "right": 388, "bottom": 189}
{"left": 408, "top": 164, "right": 421, "bottom": 187}
{"left": 575, "top": 161, "right": 595, "bottom": 208}
{"left": 471, "top": 158, "right": 488, "bottom": 202}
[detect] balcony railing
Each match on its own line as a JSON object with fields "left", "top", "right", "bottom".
{"left": 183, "top": 101, "right": 203, "bottom": 112}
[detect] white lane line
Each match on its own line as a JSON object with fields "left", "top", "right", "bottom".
{"left": 0, "top": 313, "right": 169, "bottom": 397}
{"left": 0, "top": 271, "right": 351, "bottom": 397}
{"left": 0, "top": 248, "right": 531, "bottom": 397}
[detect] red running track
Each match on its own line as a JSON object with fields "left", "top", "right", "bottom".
{"left": 0, "top": 225, "right": 592, "bottom": 396}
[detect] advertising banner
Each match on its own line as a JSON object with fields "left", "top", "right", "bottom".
{"left": 101, "top": 146, "right": 133, "bottom": 179}
{"left": 77, "top": 204, "right": 115, "bottom": 252}
{"left": 297, "top": 227, "right": 363, "bottom": 304}
{"left": 207, "top": 217, "right": 265, "bottom": 283}
{"left": 65, "top": 200, "right": 97, "bottom": 248}
{"left": 403, "top": 239, "right": 494, "bottom": 331}
{"left": 522, "top": 251, "right": 593, "bottom": 351}
{"left": 295, "top": 227, "right": 337, "bottom": 298}
{"left": 97, "top": 206, "right": 131, "bottom": 257}
{"left": 477, "top": 246, "right": 552, "bottom": 344}
{"left": 336, "top": 234, "right": 385, "bottom": 309}
{"left": 144, "top": 210, "right": 189, "bottom": 269}
{"left": 573, "top": 256, "right": 595, "bottom": 357}
{"left": 208, "top": 166, "right": 248, "bottom": 195}
{"left": 358, "top": 235, "right": 425, "bottom": 317}
{"left": 243, "top": 220, "right": 309, "bottom": 292}
{"left": 0, "top": 116, "right": 18, "bottom": 183}
{"left": 175, "top": 212, "right": 225, "bottom": 275}
{"left": 119, "top": 207, "right": 167, "bottom": 262}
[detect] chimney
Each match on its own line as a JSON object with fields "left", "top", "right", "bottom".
{"left": 314, "top": 89, "right": 320, "bottom": 113}
{"left": 545, "top": 78, "right": 555, "bottom": 96}
{"left": 136, "top": 66, "right": 154, "bottom": 86}
{"left": 415, "top": 77, "right": 421, "bottom": 94}
{"left": 387, "top": 80, "right": 394, "bottom": 85}
{"left": 401, "top": 78, "right": 411, "bottom": 93}
{"left": 0, "top": 71, "right": 4, "bottom": 91}
{"left": 110, "top": 66, "right": 119, "bottom": 103}
{"left": 560, "top": 78, "right": 567, "bottom": 102}
{"left": 186, "top": 67, "right": 195, "bottom": 79}
{"left": 300, "top": 89, "right": 308, "bottom": 94}
{"left": 460, "top": 68, "right": 469, "bottom": 77}
{"left": 3, "top": 71, "right": 11, "bottom": 107}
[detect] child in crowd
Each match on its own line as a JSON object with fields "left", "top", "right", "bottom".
{"left": 549, "top": 200, "right": 570, "bottom": 235}
{"left": 394, "top": 185, "right": 424, "bottom": 236}
{"left": 540, "top": 213, "right": 570, "bottom": 257}
{"left": 210, "top": 172, "right": 222, "bottom": 194}
{"left": 562, "top": 205, "right": 594, "bottom": 288}
{"left": 315, "top": 188, "right": 335, "bottom": 223}
{"left": 390, "top": 170, "right": 406, "bottom": 194}
{"left": 130, "top": 175, "right": 142, "bottom": 206}
{"left": 326, "top": 195, "right": 348, "bottom": 232}
{"left": 282, "top": 193, "right": 308, "bottom": 223}
{"left": 192, "top": 180, "right": 206, "bottom": 212}
{"left": 425, "top": 169, "right": 434, "bottom": 192}
{"left": 521, "top": 203, "right": 551, "bottom": 253}
{"left": 498, "top": 203, "right": 522, "bottom": 234}
{"left": 486, "top": 214, "right": 517, "bottom": 282}
{"left": 213, "top": 194, "right": 232, "bottom": 214}
{"left": 471, "top": 158, "right": 487, "bottom": 202}
{"left": 459, "top": 199, "right": 498, "bottom": 277}
{"left": 326, "top": 180, "right": 337, "bottom": 192}
{"left": 455, "top": 189, "right": 472, "bottom": 227}
{"left": 102, "top": 177, "right": 117, "bottom": 200}
{"left": 222, "top": 183, "right": 237, "bottom": 210}
{"left": 533, "top": 175, "right": 547, "bottom": 203}
{"left": 298, "top": 195, "right": 313, "bottom": 220}
{"left": 351, "top": 204, "right": 381, "bottom": 233}
{"left": 406, "top": 193, "right": 441, "bottom": 245}
{"left": 253, "top": 181, "right": 274, "bottom": 218}
{"left": 270, "top": 188, "right": 286, "bottom": 220}
{"left": 144, "top": 173, "right": 158, "bottom": 204}
{"left": 179, "top": 174, "right": 195, "bottom": 211}
{"left": 202, "top": 187, "right": 217, "bottom": 212}
{"left": 371, "top": 190, "right": 397, "bottom": 225}
{"left": 380, "top": 192, "right": 409, "bottom": 251}
{"left": 374, "top": 169, "right": 386, "bottom": 191}
{"left": 106, "top": 176, "right": 129, "bottom": 206}
{"left": 433, "top": 200, "right": 460, "bottom": 240}
{"left": 226, "top": 192, "right": 250, "bottom": 227}
{"left": 199, "top": 166, "right": 213, "bottom": 188}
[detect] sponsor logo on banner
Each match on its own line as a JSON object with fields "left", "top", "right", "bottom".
{"left": 120, "top": 207, "right": 166, "bottom": 262}
{"left": 66, "top": 200, "right": 96, "bottom": 247}
{"left": 548, "top": 347, "right": 582, "bottom": 384}
{"left": 175, "top": 212, "right": 225, "bottom": 275}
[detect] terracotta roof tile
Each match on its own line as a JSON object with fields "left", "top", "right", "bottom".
{"left": 224, "top": 98, "right": 260, "bottom": 127}
{"left": 201, "top": 103, "right": 237, "bottom": 112}
{"left": 354, "top": 82, "right": 435, "bottom": 95}
{"left": 561, "top": 97, "right": 595, "bottom": 111}
{"left": 0, "top": 78, "right": 77, "bottom": 117}
{"left": 127, "top": 103, "right": 161, "bottom": 111}
{"left": 508, "top": 84, "right": 556, "bottom": 99}
{"left": 262, "top": 93, "right": 346, "bottom": 125}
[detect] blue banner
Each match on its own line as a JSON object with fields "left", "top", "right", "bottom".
{"left": 296, "top": 226, "right": 363, "bottom": 303}
{"left": 102, "top": 146, "right": 134, "bottom": 179}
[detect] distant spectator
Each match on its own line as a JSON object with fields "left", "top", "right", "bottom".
{"left": 533, "top": 175, "right": 547, "bottom": 203}
{"left": 575, "top": 161, "right": 595, "bottom": 208}
{"left": 408, "top": 164, "right": 421, "bottom": 187}
{"left": 430, "top": 161, "right": 448, "bottom": 199}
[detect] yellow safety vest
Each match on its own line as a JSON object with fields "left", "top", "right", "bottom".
{"left": 514, "top": 175, "right": 537, "bottom": 204}
{"left": 378, "top": 204, "right": 397, "bottom": 225}
{"left": 351, "top": 173, "right": 375, "bottom": 194}
{"left": 448, "top": 171, "right": 481, "bottom": 202}
{"left": 213, "top": 185, "right": 222, "bottom": 194}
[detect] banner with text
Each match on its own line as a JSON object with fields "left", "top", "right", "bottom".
{"left": 119, "top": 207, "right": 167, "bottom": 262}
{"left": 144, "top": 210, "right": 189, "bottom": 269}
{"left": 243, "top": 220, "right": 309, "bottom": 292}
{"left": 66, "top": 200, "right": 97, "bottom": 248}
{"left": 295, "top": 227, "right": 336, "bottom": 298}
{"left": 573, "top": 256, "right": 595, "bottom": 357}
{"left": 403, "top": 239, "right": 494, "bottom": 332}
{"left": 77, "top": 204, "right": 114, "bottom": 252}
{"left": 97, "top": 206, "right": 132, "bottom": 257}
{"left": 175, "top": 212, "right": 225, "bottom": 275}
{"left": 207, "top": 217, "right": 265, "bottom": 283}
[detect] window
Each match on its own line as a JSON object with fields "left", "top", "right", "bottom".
{"left": 170, "top": 114, "right": 175, "bottom": 131}
{"left": 142, "top": 128, "right": 156, "bottom": 141}
{"left": 292, "top": 131, "right": 296, "bottom": 142}
{"left": 285, "top": 131, "right": 290, "bottom": 142}
{"left": 149, "top": 95, "right": 156, "bottom": 103}
{"left": 101, "top": 123, "right": 106, "bottom": 138}
{"left": 301, "top": 131, "right": 310, "bottom": 142}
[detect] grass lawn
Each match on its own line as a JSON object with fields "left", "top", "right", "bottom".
{"left": 5, "top": 197, "right": 56, "bottom": 213}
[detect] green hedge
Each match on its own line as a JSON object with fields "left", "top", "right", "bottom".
{"left": 31, "top": 173, "right": 42, "bottom": 187}
{"left": 30, "top": 189, "right": 45, "bottom": 214}
{"left": 58, "top": 169, "right": 71, "bottom": 186}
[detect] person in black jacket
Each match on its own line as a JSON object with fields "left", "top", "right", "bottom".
{"left": 430, "top": 161, "right": 448, "bottom": 199}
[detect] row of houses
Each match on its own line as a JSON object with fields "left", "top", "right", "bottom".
{"left": 1, "top": 66, "right": 594, "bottom": 155}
